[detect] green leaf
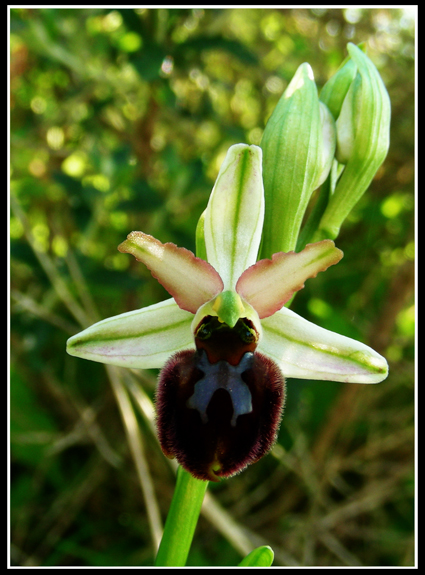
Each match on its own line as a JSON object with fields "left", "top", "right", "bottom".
{"left": 238, "top": 545, "right": 274, "bottom": 567}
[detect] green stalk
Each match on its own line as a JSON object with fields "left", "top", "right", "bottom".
{"left": 296, "top": 173, "right": 331, "bottom": 252}
{"left": 154, "top": 466, "right": 208, "bottom": 566}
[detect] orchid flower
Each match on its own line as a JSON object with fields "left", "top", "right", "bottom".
{"left": 67, "top": 144, "right": 388, "bottom": 482}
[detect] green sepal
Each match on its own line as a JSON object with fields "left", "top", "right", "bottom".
{"left": 203, "top": 144, "right": 264, "bottom": 289}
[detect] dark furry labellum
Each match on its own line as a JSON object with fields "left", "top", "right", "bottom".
{"left": 155, "top": 316, "right": 285, "bottom": 481}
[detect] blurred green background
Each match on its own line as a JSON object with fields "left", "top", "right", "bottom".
{"left": 10, "top": 7, "right": 415, "bottom": 567}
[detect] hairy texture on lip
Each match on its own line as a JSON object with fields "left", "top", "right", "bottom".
{"left": 156, "top": 349, "right": 285, "bottom": 482}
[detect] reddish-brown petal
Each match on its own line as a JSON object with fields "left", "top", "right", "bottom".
{"left": 236, "top": 240, "right": 343, "bottom": 318}
{"left": 118, "top": 231, "right": 224, "bottom": 313}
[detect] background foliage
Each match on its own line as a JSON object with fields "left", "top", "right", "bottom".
{"left": 10, "top": 7, "right": 415, "bottom": 567}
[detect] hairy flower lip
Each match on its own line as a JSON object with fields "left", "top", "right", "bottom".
{"left": 156, "top": 347, "right": 285, "bottom": 481}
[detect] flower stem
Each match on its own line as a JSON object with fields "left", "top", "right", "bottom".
{"left": 154, "top": 466, "right": 208, "bottom": 566}
{"left": 296, "top": 173, "right": 331, "bottom": 252}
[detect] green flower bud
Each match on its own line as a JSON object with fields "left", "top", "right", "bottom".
{"left": 335, "top": 73, "right": 362, "bottom": 164}
{"left": 319, "top": 54, "right": 358, "bottom": 120}
{"left": 313, "top": 43, "right": 391, "bottom": 241}
{"left": 317, "top": 101, "right": 337, "bottom": 188}
{"left": 260, "top": 63, "right": 335, "bottom": 257}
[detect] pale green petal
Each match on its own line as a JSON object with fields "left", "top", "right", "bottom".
{"left": 259, "top": 307, "right": 388, "bottom": 383}
{"left": 66, "top": 298, "right": 194, "bottom": 369}
{"left": 118, "top": 232, "right": 223, "bottom": 313}
{"left": 204, "top": 144, "right": 264, "bottom": 290}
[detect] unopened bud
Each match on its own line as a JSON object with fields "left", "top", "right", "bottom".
{"left": 316, "top": 102, "right": 336, "bottom": 188}
{"left": 320, "top": 55, "right": 358, "bottom": 120}
{"left": 314, "top": 43, "right": 391, "bottom": 241}
{"left": 260, "top": 64, "right": 335, "bottom": 257}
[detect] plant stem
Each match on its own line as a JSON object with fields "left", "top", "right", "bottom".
{"left": 296, "top": 173, "right": 331, "bottom": 252}
{"left": 154, "top": 466, "right": 208, "bottom": 566}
